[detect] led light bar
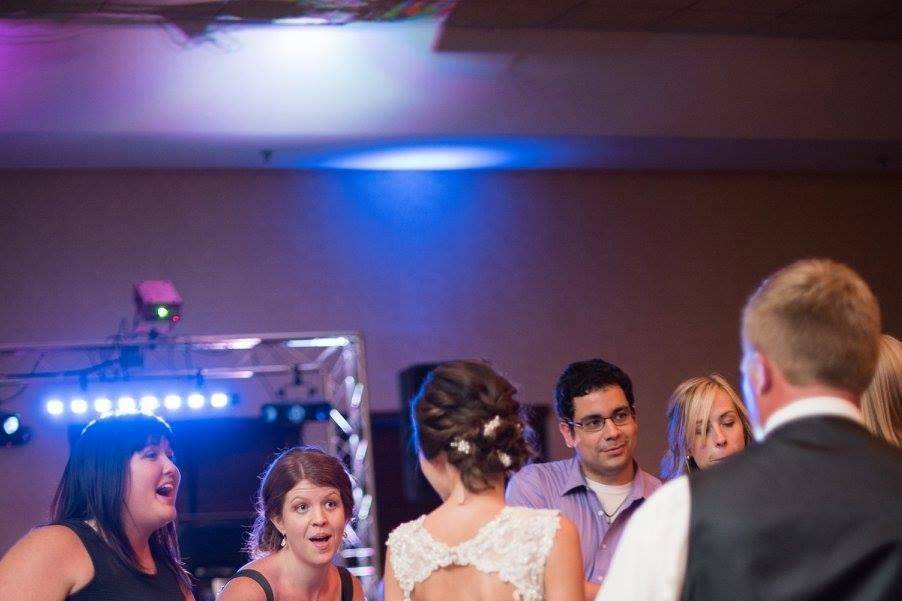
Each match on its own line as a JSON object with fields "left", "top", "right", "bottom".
{"left": 45, "top": 392, "right": 235, "bottom": 417}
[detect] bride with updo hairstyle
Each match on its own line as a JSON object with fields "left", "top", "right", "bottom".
{"left": 384, "top": 360, "right": 583, "bottom": 601}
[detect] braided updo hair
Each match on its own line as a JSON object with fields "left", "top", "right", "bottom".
{"left": 412, "top": 360, "right": 535, "bottom": 492}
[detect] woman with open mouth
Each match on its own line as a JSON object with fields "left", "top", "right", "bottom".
{"left": 0, "top": 411, "right": 193, "bottom": 600}
{"left": 218, "top": 446, "right": 364, "bottom": 601}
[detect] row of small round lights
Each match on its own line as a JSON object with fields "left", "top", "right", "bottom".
{"left": 45, "top": 392, "right": 231, "bottom": 416}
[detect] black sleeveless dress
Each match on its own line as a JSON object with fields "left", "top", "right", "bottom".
{"left": 59, "top": 519, "right": 184, "bottom": 601}
{"left": 229, "top": 566, "right": 353, "bottom": 601}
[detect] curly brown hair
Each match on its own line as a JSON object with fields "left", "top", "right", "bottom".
{"left": 412, "top": 360, "right": 535, "bottom": 493}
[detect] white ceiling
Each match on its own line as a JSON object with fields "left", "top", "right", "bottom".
{"left": 1, "top": 13, "right": 900, "bottom": 170}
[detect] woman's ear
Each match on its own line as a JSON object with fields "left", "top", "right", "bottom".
{"left": 270, "top": 515, "right": 284, "bottom": 536}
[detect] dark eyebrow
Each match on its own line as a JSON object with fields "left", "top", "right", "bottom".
{"left": 578, "top": 413, "right": 604, "bottom": 421}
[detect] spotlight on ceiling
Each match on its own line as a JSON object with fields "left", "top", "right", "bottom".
{"left": 1, "top": 412, "right": 31, "bottom": 447}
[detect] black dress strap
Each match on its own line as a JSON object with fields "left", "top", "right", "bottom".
{"left": 337, "top": 566, "right": 353, "bottom": 601}
{"left": 231, "top": 569, "right": 274, "bottom": 601}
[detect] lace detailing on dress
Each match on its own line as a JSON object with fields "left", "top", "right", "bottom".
{"left": 386, "top": 506, "right": 560, "bottom": 601}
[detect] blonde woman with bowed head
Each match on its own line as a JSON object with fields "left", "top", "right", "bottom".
{"left": 659, "top": 374, "right": 752, "bottom": 480}
{"left": 384, "top": 360, "right": 583, "bottom": 601}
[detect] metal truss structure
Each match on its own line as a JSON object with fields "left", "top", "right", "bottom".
{"left": 0, "top": 331, "right": 380, "bottom": 596}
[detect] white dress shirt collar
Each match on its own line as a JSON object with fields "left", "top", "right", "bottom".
{"left": 763, "top": 395, "right": 863, "bottom": 438}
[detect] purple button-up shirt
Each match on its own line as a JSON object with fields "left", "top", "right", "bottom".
{"left": 506, "top": 457, "right": 662, "bottom": 584}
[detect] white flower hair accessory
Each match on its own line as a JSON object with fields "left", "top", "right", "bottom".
{"left": 497, "top": 451, "right": 512, "bottom": 468}
{"left": 449, "top": 437, "right": 472, "bottom": 454}
{"left": 483, "top": 415, "right": 502, "bottom": 438}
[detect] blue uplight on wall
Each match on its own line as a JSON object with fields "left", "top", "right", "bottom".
{"left": 309, "top": 138, "right": 556, "bottom": 171}
{"left": 323, "top": 145, "right": 511, "bottom": 170}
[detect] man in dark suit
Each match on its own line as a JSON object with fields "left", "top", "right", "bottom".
{"left": 599, "top": 258, "right": 902, "bottom": 601}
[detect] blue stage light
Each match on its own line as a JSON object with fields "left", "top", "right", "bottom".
{"left": 187, "top": 393, "right": 205, "bottom": 410}
{"left": 46, "top": 399, "right": 64, "bottom": 416}
{"left": 3, "top": 414, "right": 19, "bottom": 435}
{"left": 118, "top": 396, "right": 137, "bottom": 413}
{"left": 163, "top": 394, "right": 182, "bottom": 410}
{"left": 94, "top": 397, "right": 113, "bottom": 413}
{"left": 140, "top": 395, "right": 160, "bottom": 413}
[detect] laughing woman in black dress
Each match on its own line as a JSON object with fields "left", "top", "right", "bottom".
{"left": 0, "top": 412, "right": 193, "bottom": 600}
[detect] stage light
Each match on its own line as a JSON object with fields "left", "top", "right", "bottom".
{"left": 163, "top": 394, "right": 182, "bottom": 410}
{"left": 1, "top": 413, "right": 31, "bottom": 446}
{"left": 3, "top": 414, "right": 19, "bottom": 435}
{"left": 262, "top": 405, "right": 278, "bottom": 423}
{"left": 94, "top": 397, "right": 112, "bottom": 413}
{"left": 140, "top": 395, "right": 160, "bottom": 413}
{"left": 287, "top": 405, "right": 306, "bottom": 424}
{"left": 133, "top": 280, "right": 182, "bottom": 331}
{"left": 42, "top": 391, "right": 238, "bottom": 419}
{"left": 118, "top": 396, "right": 137, "bottom": 413}
{"left": 260, "top": 402, "right": 332, "bottom": 426}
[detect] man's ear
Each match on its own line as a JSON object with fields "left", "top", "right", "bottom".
{"left": 558, "top": 421, "right": 576, "bottom": 448}
{"left": 755, "top": 351, "right": 774, "bottom": 396}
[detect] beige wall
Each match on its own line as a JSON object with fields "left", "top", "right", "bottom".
{"left": 1, "top": 169, "right": 900, "bottom": 551}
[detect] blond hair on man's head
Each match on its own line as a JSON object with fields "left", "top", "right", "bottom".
{"left": 861, "top": 335, "right": 902, "bottom": 447}
{"left": 742, "top": 259, "right": 881, "bottom": 394}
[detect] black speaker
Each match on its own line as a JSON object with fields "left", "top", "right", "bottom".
{"left": 398, "top": 363, "right": 441, "bottom": 504}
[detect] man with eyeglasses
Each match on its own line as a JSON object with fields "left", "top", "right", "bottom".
{"left": 506, "top": 358, "right": 662, "bottom": 601}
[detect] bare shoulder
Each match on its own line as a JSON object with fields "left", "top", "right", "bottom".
{"left": 2, "top": 524, "right": 91, "bottom": 566}
{"left": 0, "top": 524, "right": 93, "bottom": 598}
{"left": 555, "top": 514, "right": 579, "bottom": 540}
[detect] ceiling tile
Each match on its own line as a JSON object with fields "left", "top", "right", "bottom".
{"left": 756, "top": 15, "right": 881, "bottom": 38}
{"left": 691, "top": 0, "right": 802, "bottom": 12}
{"left": 655, "top": 10, "right": 777, "bottom": 34}
{"left": 553, "top": 7, "right": 674, "bottom": 29}
{"left": 445, "top": 0, "right": 577, "bottom": 28}
{"left": 790, "top": 0, "right": 901, "bottom": 17}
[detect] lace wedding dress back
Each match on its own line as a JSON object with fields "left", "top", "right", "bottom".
{"left": 387, "top": 506, "right": 561, "bottom": 601}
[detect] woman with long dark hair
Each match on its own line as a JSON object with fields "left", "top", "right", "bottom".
{"left": 217, "top": 446, "right": 364, "bottom": 601}
{"left": 0, "top": 411, "right": 193, "bottom": 600}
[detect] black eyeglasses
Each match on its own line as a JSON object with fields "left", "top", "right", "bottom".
{"left": 566, "top": 407, "right": 634, "bottom": 432}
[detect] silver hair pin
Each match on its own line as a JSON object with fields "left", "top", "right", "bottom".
{"left": 483, "top": 415, "right": 502, "bottom": 437}
{"left": 497, "top": 451, "right": 512, "bottom": 467}
{"left": 449, "top": 437, "right": 472, "bottom": 454}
